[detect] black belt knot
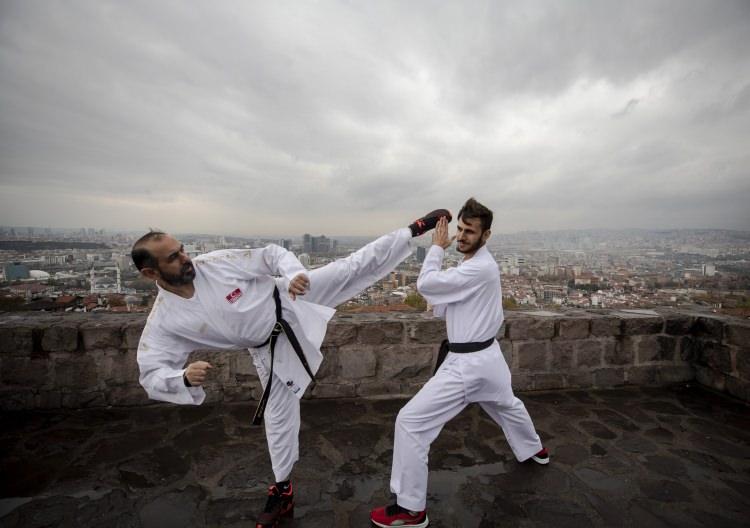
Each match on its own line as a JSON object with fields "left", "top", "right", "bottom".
{"left": 251, "top": 286, "right": 315, "bottom": 425}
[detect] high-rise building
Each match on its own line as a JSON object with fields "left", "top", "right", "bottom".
{"left": 417, "top": 246, "right": 426, "bottom": 263}
{"left": 4, "top": 263, "right": 30, "bottom": 281}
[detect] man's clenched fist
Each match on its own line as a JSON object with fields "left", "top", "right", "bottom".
{"left": 184, "top": 361, "right": 213, "bottom": 387}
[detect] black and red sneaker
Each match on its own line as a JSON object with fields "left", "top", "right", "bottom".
{"left": 370, "top": 503, "right": 429, "bottom": 527}
{"left": 409, "top": 209, "right": 452, "bottom": 237}
{"left": 256, "top": 482, "right": 294, "bottom": 527}
{"left": 531, "top": 447, "right": 550, "bottom": 465}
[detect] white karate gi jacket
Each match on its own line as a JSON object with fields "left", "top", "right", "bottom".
{"left": 137, "top": 245, "right": 335, "bottom": 406}
{"left": 417, "top": 244, "right": 503, "bottom": 342}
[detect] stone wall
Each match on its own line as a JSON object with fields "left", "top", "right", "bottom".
{"left": 0, "top": 309, "right": 748, "bottom": 410}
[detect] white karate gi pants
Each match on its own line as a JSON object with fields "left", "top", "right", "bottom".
{"left": 390, "top": 342, "right": 542, "bottom": 511}
{"left": 252, "top": 227, "right": 412, "bottom": 482}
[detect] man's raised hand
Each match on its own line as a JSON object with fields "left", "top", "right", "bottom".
{"left": 432, "top": 216, "right": 455, "bottom": 249}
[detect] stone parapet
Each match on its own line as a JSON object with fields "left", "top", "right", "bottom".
{"left": 0, "top": 309, "right": 748, "bottom": 410}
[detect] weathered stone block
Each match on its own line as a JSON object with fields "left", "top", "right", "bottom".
{"left": 507, "top": 317, "right": 555, "bottom": 340}
{"left": 566, "top": 371, "right": 593, "bottom": 388}
{"left": 407, "top": 319, "right": 446, "bottom": 344}
{"left": 725, "top": 323, "right": 750, "bottom": 347}
{"left": 498, "top": 322, "right": 507, "bottom": 340}
{"left": 356, "top": 381, "right": 405, "bottom": 397}
{"left": 637, "top": 336, "right": 677, "bottom": 364}
{"left": 361, "top": 322, "right": 405, "bottom": 348}
{"left": 511, "top": 372, "right": 533, "bottom": 391}
{"left": 534, "top": 373, "right": 566, "bottom": 390}
{"left": 323, "top": 321, "right": 358, "bottom": 347}
{"left": 0, "top": 325, "right": 33, "bottom": 355}
{"left": 61, "top": 391, "right": 107, "bottom": 408}
{"left": 736, "top": 347, "right": 749, "bottom": 381}
{"left": 41, "top": 324, "right": 79, "bottom": 353}
{"left": 311, "top": 383, "right": 356, "bottom": 399}
{"left": 725, "top": 376, "right": 750, "bottom": 402}
{"left": 656, "top": 365, "right": 694, "bottom": 384}
{"left": 106, "top": 386, "right": 151, "bottom": 406}
{"left": 231, "top": 352, "right": 255, "bottom": 376}
{"left": 695, "top": 365, "right": 725, "bottom": 392}
{"left": 680, "top": 337, "right": 697, "bottom": 362}
{"left": 123, "top": 321, "right": 145, "bottom": 349}
{"left": 315, "top": 347, "right": 339, "bottom": 380}
{"left": 621, "top": 316, "right": 663, "bottom": 336}
{"left": 590, "top": 316, "right": 622, "bottom": 337}
{"left": 339, "top": 346, "right": 377, "bottom": 379}
{"left": 379, "top": 345, "right": 433, "bottom": 379}
{"left": 592, "top": 368, "right": 625, "bottom": 387}
{"left": 664, "top": 315, "right": 694, "bottom": 335}
{"left": 692, "top": 317, "right": 724, "bottom": 340}
{"left": 557, "top": 318, "right": 590, "bottom": 339}
{"left": 549, "top": 340, "right": 575, "bottom": 370}
{"left": 80, "top": 322, "right": 123, "bottom": 350}
{"left": 0, "top": 389, "right": 35, "bottom": 410}
{"left": 627, "top": 366, "right": 658, "bottom": 385}
{"left": 499, "top": 341, "right": 512, "bottom": 366}
{"left": 99, "top": 349, "right": 139, "bottom": 386}
{"left": 514, "top": 341, "right": 548, "bottom": 371}
{"left": 54, "top": 356, "right": 99, "bottom": 389}
{"left": 2, "top": 356, "right": 48, "bottom": 386}
{"left": 576, "top": 340, "right": 603, "bottom": 368}
{"left": 699, "top": 341, "right": 732, "bottom": 375}
{"left": 606, "top": 337, "right": 635, "bottom": 365}
{"left": 35, "top": 390, "right": 63, "bottom": 409}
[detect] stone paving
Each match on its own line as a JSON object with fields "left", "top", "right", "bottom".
{"left": 1, "top": 384, "right": 749, "bottom": 527}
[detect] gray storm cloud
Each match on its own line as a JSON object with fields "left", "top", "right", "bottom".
{"left": 1, "top": 0, "right": 748, "bottom": 236}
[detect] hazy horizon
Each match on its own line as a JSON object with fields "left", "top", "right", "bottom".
{"left": 1, "top": 1, "right": 749, "bottom": 236}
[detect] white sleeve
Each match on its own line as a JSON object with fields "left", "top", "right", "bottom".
{"left": 417, "top": 245, "right": 486, "bottom": 305}
{"left": 137, "top": 320, "right": 205, "bottom": 405}
{"left": 230, "top": 245, "right": 307, "bottom": 282}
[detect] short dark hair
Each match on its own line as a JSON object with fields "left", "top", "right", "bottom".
{"left": 131, "top": 230, "right": 166, "bottom": 271}
{"left": 458, "top": 197, "right": 493, "bottom": 231}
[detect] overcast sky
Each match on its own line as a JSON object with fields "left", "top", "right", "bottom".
{"left": 1, "top": 1, "right": 749, "bottom": 237}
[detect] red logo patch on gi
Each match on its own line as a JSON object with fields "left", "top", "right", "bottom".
{"left": 225, "top": 288, "right": 242, "bottom": 304}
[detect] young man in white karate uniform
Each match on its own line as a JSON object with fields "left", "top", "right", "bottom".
{"left": 132, "top": 209, "right": 450, "bottom": 528}
{"left": 371, "top": 198, "right": 548, "bottom": 528}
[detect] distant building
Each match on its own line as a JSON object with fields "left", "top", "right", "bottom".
{"left": 702, "top": 264, "right": 716, "bottom": 277}
{"left": 3, "top": 262, "right": 30, "bottom": 281}
{"left": 302, "top": 234, "right": 333, "bottom": 254}
{"left": 303, "top": 234, "right": 312, "bottom": 254}
{"left": 417, "top": 246, "right": 426, "bottom": 263}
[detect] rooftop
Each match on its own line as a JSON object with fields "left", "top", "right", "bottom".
{"left": 2, "top": 384, "right": 749, "bottom": 527}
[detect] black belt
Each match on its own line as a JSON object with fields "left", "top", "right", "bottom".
{"left": 251, "top": 286, "right": 315, "bottom": 426}
{"left": 433, "top": 338, "right": 495, "bottom": 374}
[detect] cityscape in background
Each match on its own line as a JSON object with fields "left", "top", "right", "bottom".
{"left": 1, "top": 225, "right": 749, "bottom": 317}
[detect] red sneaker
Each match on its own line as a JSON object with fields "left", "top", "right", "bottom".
{"left": 370, "top": 503, "right": 429, "bottom": 527}
{"left": 531, "top": 447, "right": 550, "bottom": 465}
{"left": 256, "top": 482, "right": 294, "bottom": 527}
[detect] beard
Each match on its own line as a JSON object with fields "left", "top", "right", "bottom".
{"left": 457, "top": 238, "right": 484, "bottom": 254}
{"left": 159, "top": 261, "right": 196, "bottom": 286}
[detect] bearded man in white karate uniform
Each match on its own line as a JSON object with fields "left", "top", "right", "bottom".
{"left": 371, "top": 198, "right": 548, "bottom": 528}
{"left": 132, "top": 209, "right": 450, "bottom": 527}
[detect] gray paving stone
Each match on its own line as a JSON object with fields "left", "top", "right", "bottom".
{"left": 1, "top": 386, "right": 748, "bottom": 527}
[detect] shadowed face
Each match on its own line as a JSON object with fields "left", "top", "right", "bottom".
{"left": 456, "top": 216, "right": 490, "bottom": 255}
{"left": 143, "top": 235, "right": 196, "bottom": 286}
